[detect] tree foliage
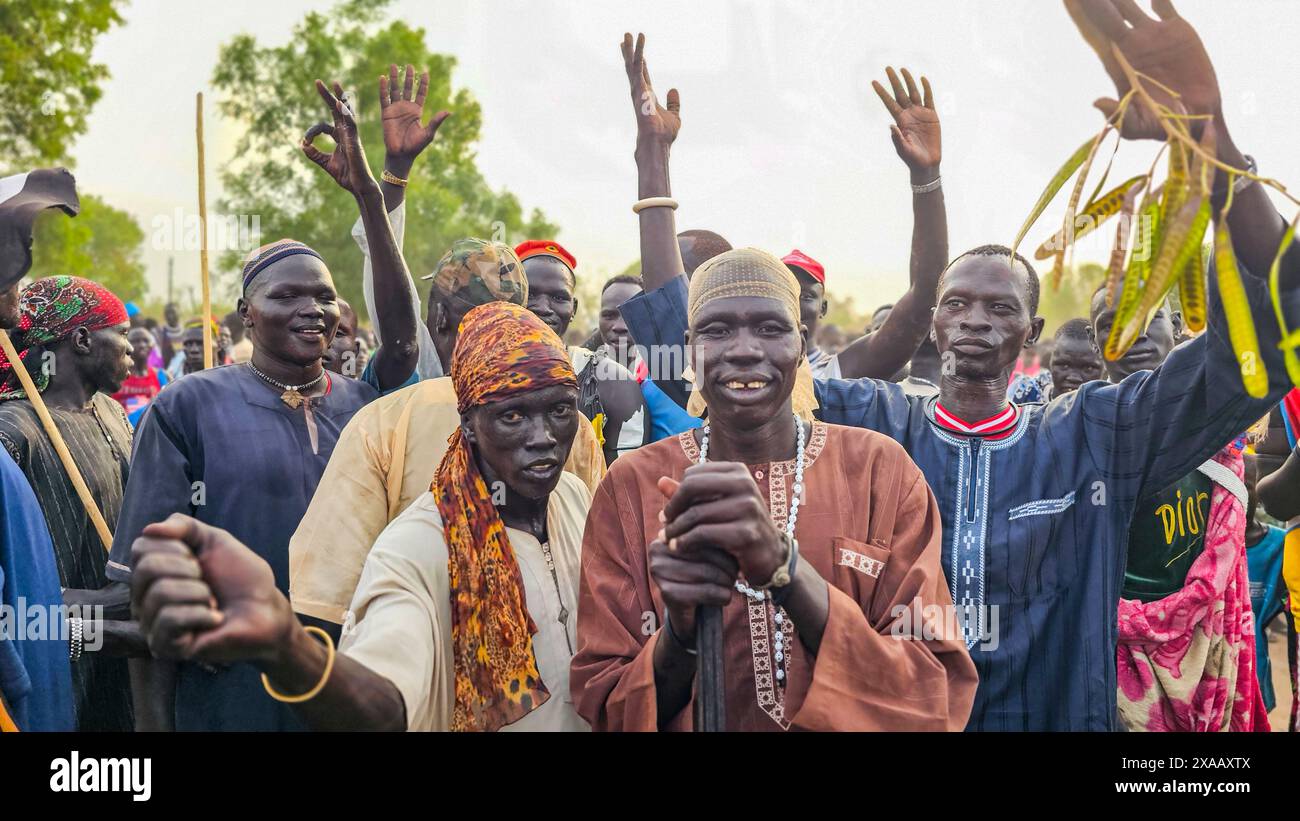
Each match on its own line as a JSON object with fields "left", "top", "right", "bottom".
{"left": 0, "top": 0, "right": 125, "bottom": 168}
{"left": 210, "top": 0, "right": 557, "bottom": 318}
{"left": 31, "top": 193, "right": 146, "bottom": 299}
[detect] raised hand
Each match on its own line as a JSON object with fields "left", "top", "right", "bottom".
{"left": 379, "top": 63, "right": 450, "bottom": 174}
{"left": 621, "top": 33, "right": 680, "bottom": 149}
{"left": 1064, "top": 0, "right": 1220, "bottom": 140}
{"left": 301, "top": 79, "right": 380, "bottom": 199}
{"left": 872, "top": 66, "right": 941, "bottom": 173}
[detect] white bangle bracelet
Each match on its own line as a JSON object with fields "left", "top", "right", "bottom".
{"left": 632, "top": 196, "right": 679, "bottom": 214}
{"left": 911, "top": 175, "right": 942, "bottom": 195}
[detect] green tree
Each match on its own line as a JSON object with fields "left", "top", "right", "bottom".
{"left": 30, "top": 193, "right": 146, "bottom": 299}
{"left": 211, "top": 0, "right": 557, "bottom": 318}
{"left": 1039, "top": 262, "right": 1106, "bottom": 337}
{"left": 0, "top": 0, "right": 125, "bottom": 168}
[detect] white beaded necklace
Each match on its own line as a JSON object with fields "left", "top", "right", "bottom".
{"left": 696, "top": 412, "right": 804, "bottom": 719}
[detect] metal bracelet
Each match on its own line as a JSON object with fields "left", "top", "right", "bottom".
{"left": 68, "top": 617, "right": 84, "bottom": 663}
{"left": 911, "top": 175, "right": 942, "bottom": 195}
{"left": 1233, "top": 155, "right": 1257, "bottom": 195}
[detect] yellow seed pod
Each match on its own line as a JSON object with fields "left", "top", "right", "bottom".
{"left": 1215, "top": 221, "right": 1268, "bottom": 397}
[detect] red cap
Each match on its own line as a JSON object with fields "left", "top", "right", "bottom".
{"left": 782, "top": 249, "right": 824, "bottom": 284}
{"left": 514, "top": 239, "right": 577, "bottom": 271}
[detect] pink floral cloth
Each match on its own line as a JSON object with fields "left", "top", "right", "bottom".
{"left": 1116, "top": 441, "right": 1270, "bottom": 732}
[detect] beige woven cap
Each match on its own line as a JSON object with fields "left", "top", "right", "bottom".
{"left": 685, "top": 247, "right": 818, "bottom": 421}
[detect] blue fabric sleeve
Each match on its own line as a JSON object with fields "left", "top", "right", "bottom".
{"left": 641, "top": 376, "right": 701, "bottom": 441}
{"left": 619, "top": 276, "right": 691, "bottom": 409}
{"left": 0, "top": 452, "right": 74, "bottom": 730}
{"left": 1081, "top": 254, "right": 1300, "bottom": 500}
{"left": 361, "top": 352, "right": 419, "bottom": 396}
{"left": 812, "top": 376, "right": 916, "bottom": 442}
{"left": 107, "top": 400, "right": 196, "bottom": 582}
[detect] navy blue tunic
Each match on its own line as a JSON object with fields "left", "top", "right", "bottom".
{"left": 620, "top": 263, "right": 1299, "bottom": 730}
{"left": 106, "top": 364, "right": 376, "bottom": 731}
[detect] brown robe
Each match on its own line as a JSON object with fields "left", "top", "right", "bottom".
{"left": 570, "top": 421, "right": 977, "bottom": 731}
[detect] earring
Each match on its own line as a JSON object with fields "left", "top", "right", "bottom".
{"left": 682, "top": 365, "right": 696, "bottom": 384}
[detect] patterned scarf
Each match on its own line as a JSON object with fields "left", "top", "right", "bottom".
{"left": 0, "top": 275, "right": 128, "bottom": 400}
{"left": 433, "top": 301, "right": 576, "bottom": 731}
{"left": 1116, "top": 437, "right": 1270, "bottom": 732}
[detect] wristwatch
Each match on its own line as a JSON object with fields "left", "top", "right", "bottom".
{"left": 756, "top": 532, "right": 798, "bottom": 591}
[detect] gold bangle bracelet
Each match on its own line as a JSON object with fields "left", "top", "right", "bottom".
{"left": 261, "top": 625, "right": 336, "bottom": 704}
{"left": 380, "top": 169, "right": 408, "bottom": 188}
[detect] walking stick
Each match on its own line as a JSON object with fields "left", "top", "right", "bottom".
{"left": 196, "top": 92, "right": 213, "bottom": 369}
{"left": 693, "top": 604, "right": 726, "bottom": 731}
{"left": 0, "top": 330, "right": 113, "bottom": 553}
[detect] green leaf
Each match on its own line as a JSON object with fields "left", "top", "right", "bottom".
{"left": 1011, "top": 134, "right": 1100, "bottom": 259}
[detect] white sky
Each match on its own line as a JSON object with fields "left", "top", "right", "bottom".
{"left": 70, "top": 0, "right": 1300, "bottom": 308}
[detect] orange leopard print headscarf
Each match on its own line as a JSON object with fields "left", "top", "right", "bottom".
{"left": 434, "top": 301, "right": 577, "bottom": 731}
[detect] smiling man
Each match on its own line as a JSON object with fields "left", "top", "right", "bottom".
{"left": 106, "top": 235, "right": 379, "bottom": 731}
{"left": 572, "top": 248, "right": 976, "bottom": 731}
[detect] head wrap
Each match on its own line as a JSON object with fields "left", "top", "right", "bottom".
{"left": 432, "top": 301, "right": 577, "bottom": 731}
{"left": 0, "top": 275, "right": 129, "bottom": 400}
{"left": 782, "top": 248, "right": 825, "bottom": 284}
{"left": 420, "top": 238, "right": 528, "bottom": 308}
{"left": 514, "top": 239, "right": 577, "bottom": 273}
{"left": 0, "top": 169, "right": 79, "bottom": 292}
{"left": 240, "top": 239, "right": 324, "bottom": 293}
{"left": 686, "top": 248, "right": 818, "bottom": 421}
{"left": 182, "top": 316, "right": 221, "bottom": 339}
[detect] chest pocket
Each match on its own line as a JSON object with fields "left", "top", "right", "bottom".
{"left": 1005, "top": 492, "right": 1077, "bottom": 600}
{"left": 828, "top": 536, "right": 891, "bottom": 617}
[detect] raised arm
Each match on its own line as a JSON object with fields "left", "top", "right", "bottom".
{"left": 301, "top": 79, "right": 420, "bottom": 391}
{"left": 1065, "top": 0, "right": 1289, "bottom": 275}
{"left": 1065, "top": 0, "right": 1300, "bottom": 495}
{"left": 836, "top": 68, "right": 947, "bottom": 380}
{"left": 357, "top": 66, "right": 449, "bottom": 377}
{"left": 624, "top": 33, "right": 685, "bottom": 293}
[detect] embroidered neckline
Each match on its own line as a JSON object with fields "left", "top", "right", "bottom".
{"left": 932, "top": 401, "right": 1019, "bottom": 439}
{"left": 678, "top": 420, "right": 827, "bottom": 473}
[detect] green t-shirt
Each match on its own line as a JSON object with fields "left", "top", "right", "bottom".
{"left": 1123, "top": 469, "right": 1213, "bottom": 603}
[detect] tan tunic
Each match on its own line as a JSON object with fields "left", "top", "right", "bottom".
{"left": 289, "top": 376, "right": 606, "bottom": 623}
{"left": 570, "top": 421, "right": 977, "bottom": 731}
{"left": 338, "top": 472, "right": 592, "bottom": 732}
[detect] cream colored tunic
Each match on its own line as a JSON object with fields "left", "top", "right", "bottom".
{"left": 338, "top": 472, "right": 592, "bottom": 732}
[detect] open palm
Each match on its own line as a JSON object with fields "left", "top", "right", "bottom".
{"left": 380, "top": 63, "right": 450, "bottom": 166}
{"left": 1065, "top": 0, "right": 1220, "bottom": 140}
{"left": 872, "top": 66, "right": 941, "bottom": 171}
{"left": 622, "top": 33, "right": 680, "bottom": 146}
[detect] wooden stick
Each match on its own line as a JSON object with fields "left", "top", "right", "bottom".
{"left": 0, "top": 330, "right": 113, "bottom": 553}
{"left": 196, "top": 92, "right": 213, "bottom": 369}
{"left": 693, "top": 604, "right": 726, "bottom": 731}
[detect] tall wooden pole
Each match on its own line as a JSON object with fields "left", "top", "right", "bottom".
{"left": 693, "top": 605, "right": 726, "bottom": 731}
{"left": 196, "top": 92, "right": 213, "bottom": 369}
{"left": 0, "top": 330, "right": 113, "bottom": 553}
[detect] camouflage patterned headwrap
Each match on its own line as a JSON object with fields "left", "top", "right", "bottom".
{"left": 420, "top": 238, "right": 528, "bottom": 308}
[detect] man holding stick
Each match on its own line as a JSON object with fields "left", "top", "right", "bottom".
{"left": 0, "top": 275, "right": 147, "bottom": 731}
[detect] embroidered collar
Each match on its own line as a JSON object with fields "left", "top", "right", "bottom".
{"left": 932, "top": 401, "right": 1019, "bottom": 440}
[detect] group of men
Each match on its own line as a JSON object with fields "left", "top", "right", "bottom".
{"left": 2, "top": 0, "right": 1300, "bottom": 733}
